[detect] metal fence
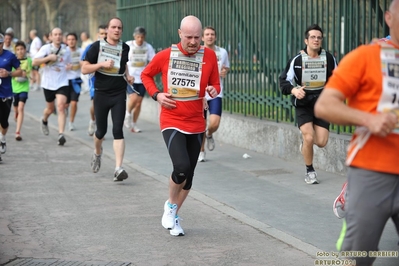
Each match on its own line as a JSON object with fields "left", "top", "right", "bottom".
{"left": 117, "top": 0, "right": 391, "bottom": 134}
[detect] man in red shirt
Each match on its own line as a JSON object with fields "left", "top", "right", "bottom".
{"left": 141, "top": 15, "right": 220, "bottom": 237}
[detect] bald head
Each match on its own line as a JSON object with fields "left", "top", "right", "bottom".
{"left": 180, "top": 15, "right": 202, "bottom": 31}
{"left": 51, "top": 28, "right": 62, "bottom": 34}
{"left": 390, "top": 0, "right": 399, "bottom": 9}
{"left": 178, "top": 16, "right": 203, "bottom": 54}
{"left": 50, "top": 28, "right": 63, "bottom": 45}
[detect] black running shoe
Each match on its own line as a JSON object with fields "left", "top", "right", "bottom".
{"left": 58, "top": 134, "right": 66, "bottom": 146}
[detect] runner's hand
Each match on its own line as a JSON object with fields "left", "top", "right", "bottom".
{"left": 47, "top": 54, "right": 58, "bottom": 63}
{"left": 206, "top": 86, "right": 218, "bottom": 98}
{"left": 126, "top": 75, "right": 134, "bottom": 84}
{"left": 0, "top": 68, "right": 8, "bottom": 78}
{"left": 366, "top": 112, "right": 398, "bottom": 137}
{"left": 102, "top": 60, "right": 114, "bottom": 69}
{"left": 220, "top": 65, "right": 228, "bottom": 78}
{"left": 157, "top": 93, "right": 176, "bottom": 109}
{"left": 293, "top": 86, "right": 306, "bottom": 99}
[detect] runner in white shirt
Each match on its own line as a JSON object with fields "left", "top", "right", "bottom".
{"left": 33, "top": 27, "right": 72, "bottom": 146}
{"left": 29, "top": 29, "right": 42, "bottom": 91}
{"left": 198, "top": 26, "right": 230, "bottom": 162}
{"left": 65, "top": 33, "right": 82, "bottom": 131}
{"left": 124, "top": 26, "right": 155, "bottom": 133}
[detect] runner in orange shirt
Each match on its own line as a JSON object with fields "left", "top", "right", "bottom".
{"left": 315, "top": 1, "right": 399, "bottom": 264}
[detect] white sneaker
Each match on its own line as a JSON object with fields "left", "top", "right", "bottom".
{"left": 88, "top": 120, "right": 96, "bottom": 136}
{"left": 162, "top": 200, "right": 177, "bottom": 230}
{"left": 170, "top": 216, "right": 184, "bottom": 236}
{"left": 131, "top": 125, "right": 141, "bottom": 133}
{"left": 124, "top": 114, "right": 131, "bottom": 128}
{"left": 40, "top": 118, "right": 49, "bottom": 136}
{"left": 91, "top": 153, "right": 101, "bottom": 173}
{"left": 198, "top": 151, "right": 206, "bottom": 162}
{"left": 206, "top": 134, "right": 215, "bottom": 151}
{"left": 68, "top": 122, "right": 75, "bottom": 131}
{"left": 304, "top": 171, "right": 319, "bottom": 184}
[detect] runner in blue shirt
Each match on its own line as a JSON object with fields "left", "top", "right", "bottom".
{"left": 0, "top": 33, "right": 22, "bottom": 161}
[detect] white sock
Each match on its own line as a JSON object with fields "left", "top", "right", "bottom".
{"left": 0, "top": 134, "right": 5, "bottom": 142}
{"left": 125, "top": 111, "right": 131, "bottom": 117}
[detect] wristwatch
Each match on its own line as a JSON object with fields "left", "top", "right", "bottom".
{"left": 8, "top": 71, "right": 12, "bottom": 77}
{"left": 152, "top": 92, "right": 160, "bottom": 101}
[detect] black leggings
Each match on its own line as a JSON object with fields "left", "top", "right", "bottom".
{"left": 93, "top": 91, "right": 126, "bottom": 140}
{"left": 0, "top": 98, "right": 12, "bottom": 130}
{"left": 162, "top": 129, "right": 204, "bottom": 190}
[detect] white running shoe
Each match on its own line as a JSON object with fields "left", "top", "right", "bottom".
{"left": 91, "top": 152, "right": 101, "bottom": 173}
{"left": 162, "top": 200, "right": 177, "bottom": 230}
{"left": 131, "top": 125, "right": 141, "bottom": 133}
{"left": 304, "top": 171, "right": 319, "bottom": 184}
{"left": 124, "top": 114, "right": 131, "bottom": 128}
{"left": 206, "top": 134, "right": 215, "bottom": 151}
{"left": 41, "top": 118, "right": 49, "bottom": 136}
{"left": 198, "top": 151, "right": 206, "bottom": 162}
{"left": 68, "top": 122, "right": 75, "bottom": 131}
{"left": 170, "top": 216, "right": 184, "bottom": 236}
{"left": 88, "top": 120, "right": 96, "bottom": 136}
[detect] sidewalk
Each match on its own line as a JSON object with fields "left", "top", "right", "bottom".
{"left": 0, "top": 91, "right": 398, "bottom": 266}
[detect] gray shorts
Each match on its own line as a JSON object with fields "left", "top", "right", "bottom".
{"left": 337, "top": 167, "right": 399, "bottom": 265}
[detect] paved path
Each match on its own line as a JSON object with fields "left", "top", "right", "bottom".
{"left": 0, "top": 91, "right": 397, "bottom": 265}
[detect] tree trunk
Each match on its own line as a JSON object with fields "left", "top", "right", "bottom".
{"left": 41, "top": 0, "right": 55, "bottom": 30}
{"left": 20, "top": 0, "right": 28, "bottom": 42}
{"left": 87, "top": 0, "right": 97, "bottom": 41}
{"left": 41, "top": 0, "right": 69, "bottom": 31}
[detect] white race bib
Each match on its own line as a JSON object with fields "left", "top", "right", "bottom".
{"left": 377, "top": 43, "right": 399, "bottom": 134}
{"left": 301, "top": 49, "right": 327, "bottom": 90}
{"left": 97, "top": 39, "right": 123, "bottom": 76}
{"left": 167, "top": 44, "right": 204, "bottom": 101}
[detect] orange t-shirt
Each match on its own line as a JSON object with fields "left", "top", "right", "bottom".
{"left": 141, "top": 43, "right": 220, "bottom": 133}
{"left": 325, "top": 41, "right": 399, "bottom": 174}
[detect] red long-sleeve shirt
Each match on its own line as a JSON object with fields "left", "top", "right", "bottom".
{"left": 141, "top": 43, "right": 220, "bottom": 133}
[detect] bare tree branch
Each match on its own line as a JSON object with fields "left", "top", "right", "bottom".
{"left": 7, "top": 0, "right": 20, "bottom": 16}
